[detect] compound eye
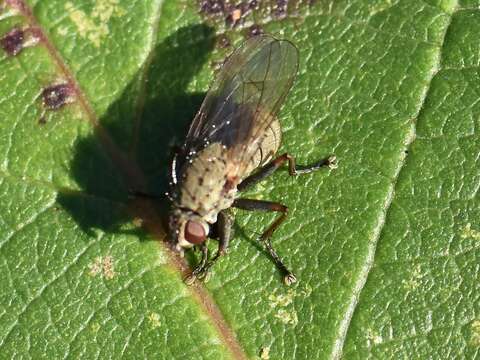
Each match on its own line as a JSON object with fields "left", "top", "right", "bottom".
{"left": 184, "top": 220, "right": 206, "bottom": 244}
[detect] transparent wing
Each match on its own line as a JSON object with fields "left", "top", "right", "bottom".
{"left": 177, "top": 35, "right": 299, "bottom": 178}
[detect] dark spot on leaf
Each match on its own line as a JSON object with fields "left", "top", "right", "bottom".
{"left": 42, "top": 83, "right": 74, "bottom": 110}
{"left": 248, "top": 0, "right": 258, "bottom": 9}
{"left": 38, "top": 116, "right": 47, "bottom": 125}
{"left": 274, "top": 0, "right": 288, "bottom": 18}
{"left": 198, "top": 0, "right": 311, "bottom": 31}
{"left": 200, "top": 0, "right": 225, "bottom": 14}
{"left": 217, "top": 34, "right": 231, "bottom": 48}
{"left": 5, "top": 0, "right": 28, "bottom": 13}
{"left": 1, "top": 28, "right": 24, "bottom": 56}
{"left": 248, "top": 24, "right": 263, "bottom": 37}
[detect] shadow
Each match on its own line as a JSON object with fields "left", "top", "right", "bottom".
{"left": 57, "top": 24, "right": 216, "bottom": 234}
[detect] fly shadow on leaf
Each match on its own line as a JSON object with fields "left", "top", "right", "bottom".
{"left": 57, "top": 24, "right": 216, "bottom": 236}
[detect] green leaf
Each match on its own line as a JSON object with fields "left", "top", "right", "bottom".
{"left": 0, "top": 0, "right": 478, "bottom": 359}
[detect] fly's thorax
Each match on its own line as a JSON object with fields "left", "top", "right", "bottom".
{"left": 169, "top": 207, "right": 210, "bottom": 250}
{"left": 178, "top": 142, "right": 240, "bottom": 222}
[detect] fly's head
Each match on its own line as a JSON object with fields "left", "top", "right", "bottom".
{"left": 169, "top": 207, "right": 210, "bottom": 251}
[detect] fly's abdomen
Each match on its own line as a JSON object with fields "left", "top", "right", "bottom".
{"left": 245, "top": 117, "right": 282, "bottom": 175}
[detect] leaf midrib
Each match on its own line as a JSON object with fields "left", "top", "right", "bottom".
{"left": 3, "top": 1, "right": 248, "bottom": 359}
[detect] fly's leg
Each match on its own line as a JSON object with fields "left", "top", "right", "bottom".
{"left": 128, "top": 190, "right": 164, "bottom": 200}
{"left": 185, "top": 209, "right": 234, "bottom": 284}
{"left": 238, "top": 153, "right": 337, "bottom": 192}
{"left": 232, "top": 198, "right": 296, "bottom": 286}
{"left": 199, "top": 209, "right": 234, "bottom": 280}
{"left": 184, "top": 244, "right": 209, "bottom": 285}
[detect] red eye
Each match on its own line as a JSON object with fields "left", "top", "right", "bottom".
{"left": 184, "top": 220, "right": 206, "bottom": 244}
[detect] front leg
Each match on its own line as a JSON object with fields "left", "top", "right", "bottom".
{"left": 184, "top": 244, "right": 208, "bottom": 285}
{"left": 184, "top": 209, "right": 234, "bottom": 284}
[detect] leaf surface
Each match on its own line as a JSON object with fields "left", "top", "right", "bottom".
{"left": 0, "top": 0, "right": 478, "bottom": 359}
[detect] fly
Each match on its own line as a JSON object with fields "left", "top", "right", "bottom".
{"left": 168, "top": 35, "right": 337, "bottom": 285}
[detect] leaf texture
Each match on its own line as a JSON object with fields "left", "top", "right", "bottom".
{"left": 0, "top": 0, "right": 478, "bottom": 359}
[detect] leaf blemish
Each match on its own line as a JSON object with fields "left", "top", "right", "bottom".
{"left": 148, "top": 312, "right": 161, "bottom": 328}
{"left": 259, "top": 346, "right": 270, "bottom": 359}
{"left": 102, "top": 255, "right": 115, "bottom": 279}
{"left": 4, "top": 0, "right": 28, "bottom": 14}
{"left": 88, "top": 257, "right": 102, "bottom": 277}
{"left": 461, "top": 223, "right": 480, "bottom": 241}
{"left": 88, "top": 255, "right": 115, "bottom": 279}
{"left": 366, "top": 328, "right": 383, "bottom": 346}
{"left": 42, "top": 83, "right": 75, "bottom": 110}
{"left": 217, "top": 34, "right": 231, "bottom": 48}
{"left": 402, "top": 264, "right": 421, "bottom": 290}
{"left": 248, "top": 24, "right": 263, "bottom": 38}
{"left": 274, "top": 308, "right": 298, "bottom": 325}
{"left": 38, "top": 116, "right": 47, "bottom": 125}
{"left": 225, "top": 6, "right": 244, "bottom": 27}
{"left": 1, "top": 28, "right": 24, "bottom": 56}
{"left": 471, "top": 320, "right": 480, "bottom": 346}
{"left": 268, "top": 289, "right": 295, "bottom": 307}
{"left": 199, "top": 0, "right": 225, "bottom": 15}
{"left": 91, "top": 323, "right": 101, "bottom": 333}
{"left": 273, "top": 0, "right": 288, "bottom": 18}
{"left": 0, "top": 27, "right": 42, "bottom": 57}
{"left": 199, "top": 0, "right": 250, "bottom": 29}
{"left": 200, "top": 0, "right": 315, "bottom": 33}
{"left": 268, "top": 288, "right": 299, "bottom": 325}
{"left": 65, "top": 1, "right": 125, "bottom": 47}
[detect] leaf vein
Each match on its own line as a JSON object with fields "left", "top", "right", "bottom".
{"left": 330, "top": 3, "right": 459, "bottom": 359}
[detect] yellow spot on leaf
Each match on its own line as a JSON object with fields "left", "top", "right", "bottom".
{"left": 88, "top": 255, "right": 115, "bottom": 279}
{"left": 88, "top": 257, "right": 102, "bottom": 277}
{"left": 148, "top": 312, "right": 161, "bottom": 328}
{"left": 57, "top": 26, "right": 68, "bottom": 36}
{"left": 65, "top": 0, "right": 125, "bottom": 47}
{"left": 274, "top": 309, "right": 298, "bottom": 325}
{"left": 366, "top": 328, "right": 383, "bottom": 345}
{"left": 268, "top": 289, "right": 295, "bottom": 308}
{"left": 259, "top": 346, "right": 270, "bottom": 359}
{"left": 268, "top": 285, "right": 312, "bottom": 326}
{"left": 402, "top": 264, "right": 421, "bottom": 290}
{"left": 471, "top": 320, "right": 480, "bottom": 346}
{"left": 91, "top": 322, "right": 101, "bottom": 332}
{"left": 461, "top": 223, "right": 480, "bottom": 241}
{"left": 369, "top": 0, "right": 393, "bottom": 16}
{"left": 102, "top": 255, "right": 115, "bottom": 280}
{"left": 92, "top": 0, "right": 126, "bottom": 22}
{"left": 300, "top": 284, "right": 312, "bottom": 297}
